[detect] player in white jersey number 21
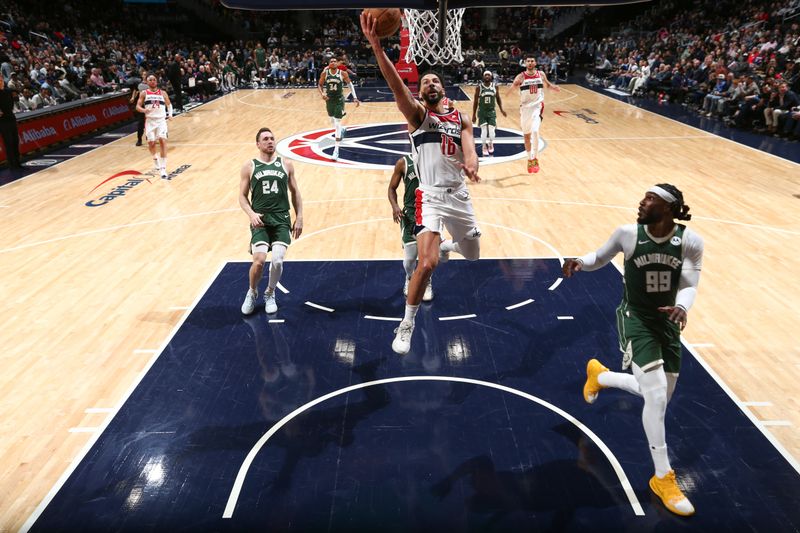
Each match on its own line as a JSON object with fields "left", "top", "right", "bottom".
{"left": 361, "top": 12, "right": 482, "bottom": 356}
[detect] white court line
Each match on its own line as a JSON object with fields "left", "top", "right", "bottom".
{"left": 546, "top": 135, "right": 711, "bottom": 141}
{"left": 607, "top": 262, "right": 800, "bottom": 475}
{"left": 4, "top": 194, "right": 798, "bottom": 256}
{"left": 276, "top": 282, "right": 289, "bottom": 294}
{"left": 222, "top": 375, "right": 644, "bottom": 518}
{"left": 21, "top": 261, "right": 228, "bottom": 533}
{"left": 505, "top": 298, "right": 534, "bottom": 310}
{"left": 741, "top": 401, "right": 773, "bottom": 407}
{"left": 557, "top": 316, "right": 574, "bottom": 320}
{"left": 168, "top": 306, "right": 190, "bottom": 311}
{"left": 548, "top": 278, "right": 563, "bottom": 291}
{"left": 68, "top": 427, "right": 100, "bottom": 433}
{"left": 690, "top": 343, "right": 715, "bottom": 348}
{"left": 439, "top": 314, "right": 477, "bottom": 321}
{"left": 268, "top": 319, "right": 285, "bottom": 324}
{"left": 304, "top": 301, "right": 334, "bottom": 313}
{"left": 364, "top": 315, "right": 402, "bottom": 321}
{"left": 84, "top": 408, "right": 114, "bottom": 414}
{"left": 132, "top": 349, "right": 158, "bottom": 354}
{"left": 762, "top": 421, "right": 793, "bottom": 427}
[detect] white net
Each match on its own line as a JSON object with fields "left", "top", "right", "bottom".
{"left": 404, "top": 8, "right": 466, "bottom": 65}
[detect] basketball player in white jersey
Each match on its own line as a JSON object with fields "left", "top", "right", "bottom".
{"left": 511, "top": 56, "right": 560, "bottom": 174}
{"left": 136, "top": 74, "right": 172, "bottom": 178}
{"left": 361, "top": 12, "right": 481, "bottom": 355}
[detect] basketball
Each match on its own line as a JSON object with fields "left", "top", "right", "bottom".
{"left": 363, "top": 8, "right": 402, "bottom": 39}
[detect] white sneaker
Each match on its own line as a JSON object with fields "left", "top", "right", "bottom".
{"left": 264, "top": 290, "right": 277, "bottom": 314}
{"left": 482, "top": 145, "right": 489, "bottom": 157}
{"left": 422, "top": 280, "right": 434, "bottom": 302}
{"left": 403, "top": 277, "right": 410, "bottom": 297}
{"left": 332, "top": 147, "right": 339, "bottom": 160}
{"left": 392, "top": 320, "right": 414, "bottom": 355}
{"left": 160, "top": 170, "right": 168, "bottom": 179}
{"left": 241, "top": 289, "right": 257, "bottom": 314}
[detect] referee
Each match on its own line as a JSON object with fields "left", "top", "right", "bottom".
{"left": 0, "top": 75, "right": 21, "bottom": 168}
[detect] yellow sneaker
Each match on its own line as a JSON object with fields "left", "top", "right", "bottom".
{"left": 649, "top": 470, "right": 695, "bottom": 516}
{"left": 583, "top": 358, "right": 608, "bottom": 404}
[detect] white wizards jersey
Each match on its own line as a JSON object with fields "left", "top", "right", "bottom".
{"left": 519, "top": 70, "right": 544, "bottom": 107}
{"left": 410, "top": 108, "right": 466, "bottom": 189}
{"left": 143, "top": 89, "right": 166, "bottom": 120}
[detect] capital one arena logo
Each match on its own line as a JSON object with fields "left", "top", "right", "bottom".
{"left": 277, "top": 123, "right": 542, "bottom": 170}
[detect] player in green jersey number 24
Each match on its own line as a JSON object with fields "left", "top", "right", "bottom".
{"left": 239, "top": 127, "right": 304, "bottom": 315}
{"left": 562, "top": 183, "right": 704, "bottom": 517}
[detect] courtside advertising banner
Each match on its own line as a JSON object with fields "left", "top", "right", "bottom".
{"left": 0, "top": 95, "right": 132, "bottom": 162}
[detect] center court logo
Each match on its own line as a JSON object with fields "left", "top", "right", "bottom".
{"left": 277, "top": 123, "right": 536, "bottom": 170}
{"left": 85, "top": 165, "right": 191, "bottom": 207}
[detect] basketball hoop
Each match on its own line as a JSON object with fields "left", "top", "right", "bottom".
{"left": 404, "top": 4, "right": 465, "bottom": 65}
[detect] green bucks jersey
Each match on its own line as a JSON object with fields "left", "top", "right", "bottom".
{"left": 478, "top": 82, "right": 497, "bottom": 116}
{"left": 324, "top": 68, "right": 344, "bottom": 100}
{"left": 249, "top": 157, "right": 290, "bottom": 215}
{"left": 623, "top": 224, "right": 685, "bottom": 315}
{"left": 401, "top": 155, "right": 419, "bottom": 212}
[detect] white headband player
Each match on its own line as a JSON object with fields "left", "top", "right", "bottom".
{"left": 648, "top": 185, "right": 677, "bottom": 204}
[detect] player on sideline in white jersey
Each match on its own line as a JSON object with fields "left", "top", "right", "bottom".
{"left": 361, "top": 12, "right": 481, "bottom": 356}
{"left": 136, "top": 74, "right": 172, "bottom": 179}
{"left": 511, "top": 56, "right": 560, "bottom": 174}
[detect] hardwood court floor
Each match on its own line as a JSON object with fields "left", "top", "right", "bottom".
{"left": 0, "top": 84, "right": 798, "bottom": 530}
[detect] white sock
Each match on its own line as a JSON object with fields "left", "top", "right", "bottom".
{"left": 598, "top": 371, "right": 642, "bottom": 397}
{"left": 650, "top": 445, "right": 671, "bottom": 478}
{"left": 403, "top": 244, "right": 417, "bottom": 279}
{"left": 529, "top": 150, "right": 535, "bottom": 159}
{"left": 161, "top": 157, "right": 167, "bottom": 171}
{"left": 154, "top": 156, "right": 160, "bottom": 167}
{"left": 635, "top": 364, "right": 671, "bottom": 477}
{"left": 403, "top": 303, "right": 419, "bottom": 323}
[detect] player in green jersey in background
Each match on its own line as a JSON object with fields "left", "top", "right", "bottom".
{"left": 239, "top": 127, "right": 304, "bottom": 315}
{"left": 318, "top": 57, "right": 359, "bottom": 160}
{"left": 562, "top": 184, "right": 704, "bottom": 517}
{"left": 388, "top": 154, "right": 433, "bottom": 302}
{"left": 472, "top": 70, "right": 507, "bottom": 157}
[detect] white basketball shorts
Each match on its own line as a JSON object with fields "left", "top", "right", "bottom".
{"left": 520, "top": 102, "right": 544, "bottom": 134}
{"left": 415, "top": 185, "right": 480, "bottom": 243}
{"left": 145, "top": 118, "right": 168, "bottom": 141}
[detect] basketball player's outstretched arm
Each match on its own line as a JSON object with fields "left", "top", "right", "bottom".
{"left": 135, "top": 91, "right": 146, "bottom": 114}
{"left": 286, "top": 160, "right": 304, "bottom": 238}
{"left": 459, "top": 114, "right": 480, "bottom": 182}
{"left": 471, "top": 85, "right": 480, "bottom": 122}
{"left": 496, "top": 90, "right": 507, "bottom": 116}
{"left": 541, "top": 71, "right": 561, "bottom": 92}
{"left": 361, "top": 12, "right": 425, "bottom": 128}
{"left": 318, "top": 70, "right": 328, "bottom": 100}
{"left": 239, "top": 161, "right": 264, "bottom": 228}
{"left": 388, "top": 158, "right": 405, "bottom": 224}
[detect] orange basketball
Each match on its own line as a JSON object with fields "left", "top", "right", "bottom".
{"left": 363, "top": 8, "right": 402, "bottom": 39}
